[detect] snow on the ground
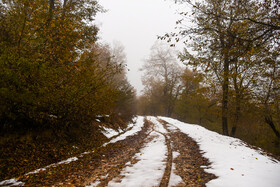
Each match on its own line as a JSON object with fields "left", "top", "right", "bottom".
{"left": 107, "top": 131, "right": 167, "bottom": 187}
{"left": 0, "top": 156, "right": 79, "bottom": 186}
{"left": 26, "top": 157, "right": 79, "bottom": 175}
{"left": 147, "top": 116, "right": 168, "bottom": 133}
{"left": 148, "top": 116, "right": 184, "bottom": 186}
{"left": 0, "top": 179, "right": 24, "bottom": 187}
{"left": 103, "top": 116, "right": 145, "bottom": 146}
{"left": 101, "top": 127, "right": 120, "bottom": 138}
{"left": 160, "top": 117, "right": 280, "bottom": 187}
{"left": 101, "top": 117, "right": 137, "bottom": 139}
{"left": 166, "top": 124, "right": 178, "bottom": 131}
{"left": 105, "top": 116, "right": 184, "bottom": 187}
{"left": 169, "top": 151, "right": 184, "bottom": 187}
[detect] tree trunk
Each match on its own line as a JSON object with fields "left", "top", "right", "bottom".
{"left": 231, "top": 94, "right": 241, "bottom": 137}
{"left": 222, "top": 58, "right": 229, "bottom": 136}
{"left": 265, "top": 115, "right": 280, "bottom": 138}
{"left": 263, "top": 76, "right": 280, "bottom": 138}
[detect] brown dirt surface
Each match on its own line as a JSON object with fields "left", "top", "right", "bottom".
{"left": 159, "top": 119, "right": 217, "bottom": 187}
{"left": 104, "top": 118, "right": 216, "bottom": 187}
{"left": 14, "top": 120, "right": 151, "bottom": 186}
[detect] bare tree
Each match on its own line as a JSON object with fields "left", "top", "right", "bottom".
{"left": 140, "top": 41, "right": 183, "bottom": 116}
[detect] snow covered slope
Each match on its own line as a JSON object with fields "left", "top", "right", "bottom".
{"left": 160, "top": 117, "right": 280, "bottom": 187}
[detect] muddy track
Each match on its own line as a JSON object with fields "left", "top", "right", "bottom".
{"left": 16, "top": 120, "right": 152, "bottom": 186}
{"left": 149, "top": 120, "right": 172, "bottom": 187}
{"left": 158, "top": 119, "right": 217, "bottom": 187}
{"left": 158, "top": 132, "right": 172, "bottom": 187}
{"left": 83, "top": 119, "right": 153, "bottom": 187}
{"left": 104, "top": 117, "right": 216, "bottom": 187}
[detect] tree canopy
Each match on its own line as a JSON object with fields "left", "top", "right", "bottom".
{"left": 0, "top": 0, "right": 136, "bottom": 130}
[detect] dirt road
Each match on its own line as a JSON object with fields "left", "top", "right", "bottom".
{"left": 2, "top": 117, "right": 215, "bottom": 187}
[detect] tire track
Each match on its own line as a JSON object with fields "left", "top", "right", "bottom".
{"left": 158, "top": 118, "right": 217, "bottom": 187}
{"left": 149, "top": 118, "right": 173, "bottom": 187}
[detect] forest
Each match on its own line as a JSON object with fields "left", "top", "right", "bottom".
{"left": 138, "top": 0, "right": 280, "bottom": 156}
{"left": 0, "top": 0, "right": 279, "bottom": 183}
{"left": 0, "top": 0, "right": 137, "bottom": 180}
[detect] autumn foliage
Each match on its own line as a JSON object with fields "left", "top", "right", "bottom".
{"left": 140, "top": 0, "right": 280, "bottom": 155}
{"left": 0, "top": 0, "right": 136, "bottom": 131}
{"left": 0, "top": 0, "right": 137, "bottom": 180}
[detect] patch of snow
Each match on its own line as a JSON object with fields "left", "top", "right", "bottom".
{"left": 166, "top": 124, "right": 178, "bottom": 131}
{"left": 100, "top": 116, "right": 142, "bottom": 139}
{"left": 147, "top": 116, "right": 168, "bottom": 133}
{"left": 95, "top": 119, "right": 101, "bottom": 122}
{"left": 169, "top": 162, "right": 184, "bottom": 187}
{"left": 101, "top": 174, "right": 109, "bottom": 179}
{"left": 169, "top": 151, "right": 184, "bottom": 186}
{"left": 48, "top": 114, "right": 58, "bottom": 118}
{"left": 26, "top": 168, "right": 47, "bottom": 175}
{"left": 25, "top": 157, "right": 78, "bottom": 175}
{"left": 108, "top": 131, "right": 167, "bottom": 187}
{"left": 87, "top": 173, "right": 109, "bottom": 186}
{"left": 87, "top": 179, "right": 101, "bottom": 187}
{"left": 160, "top": 117, "right": 280, "bottom": 187}
{"left": 55, "top": 157, "right": 78, "bottom": 165}
{"left": 103, "top": 116, "right": 145, "bottom": 146}
{"left": 102, "top": 127, "right": 120, "bottom": 138}
{"left": 81, "top": 151, "right": 90, "bottom": 155}
{"left": 201, "top": 165, "right": 210, "bottom": 169}
{"left": 173, "top": 151, "right": 180, "bottom": 159}
{"left": 95, "top": 114, "right": 110, "bottom": 118}
{"left": 0, "top": 178, "right": 24, "bottom": 187}
{"left": 1, "top": 150, "right": 95, "bottom": 185}
{"left": 126, "top": 123, "right": 134, "bottom": 129}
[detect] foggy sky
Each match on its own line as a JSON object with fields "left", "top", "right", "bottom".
{"left": 95, "top": 0, "right": 183, "bottom": 95}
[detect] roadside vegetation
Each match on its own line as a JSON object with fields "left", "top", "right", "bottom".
{"left": 138, "top": 0, "right": 280, "bottom": 156}
{"left": 0, "top": 0, "right": 136, "bottom": 180}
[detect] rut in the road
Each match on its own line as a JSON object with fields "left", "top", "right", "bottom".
{"left": 106, "top": 117, "right": 216, "bottom": 187}
{"left": 158, "top": 119, "right": 217, "bottom": 187}
{"left": 85, "top": 120, "right": 153, "bottom": 187}
{"left": 150, "top": 121, "right": 173, "bottom": 187}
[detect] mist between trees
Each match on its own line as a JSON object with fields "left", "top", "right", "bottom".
{"left": 138, "top": 0, "right": 280, "bottom": 155}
